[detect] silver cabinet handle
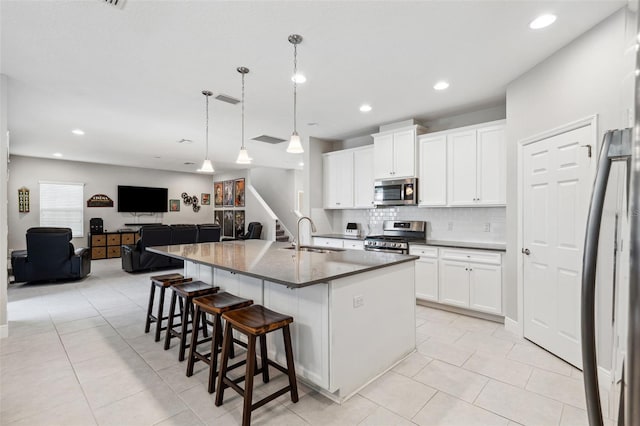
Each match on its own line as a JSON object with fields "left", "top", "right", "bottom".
{"left": 521, "top": 248, "right": 530, "bottom": 255}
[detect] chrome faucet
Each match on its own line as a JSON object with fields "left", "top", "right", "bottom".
{"left": 295, "top": 216, "right": 317, "bottom": 251}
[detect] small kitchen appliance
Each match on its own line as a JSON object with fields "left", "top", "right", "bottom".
{"left": 344, "top": 222, "right": 360, "bottom": 236}
{"left": 374, "top": 178, "right": 418, "bottom": 206}
{"left": 364, "top": 220, "right": 426, "bottom": 254}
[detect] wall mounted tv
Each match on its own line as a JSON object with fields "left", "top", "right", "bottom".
{"left": 117, "top": 185, "right": 168, "bottom": 213}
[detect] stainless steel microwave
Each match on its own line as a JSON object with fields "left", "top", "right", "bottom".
{"left": 374, "top": 178, "right": 418, "bottom": 206}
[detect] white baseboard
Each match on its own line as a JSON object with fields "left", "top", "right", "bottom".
{"left": 504, "top": 316, "right": 522, "bottom": 336}
{"left": 0, "top": 324, "right": 7, "bottom": 339}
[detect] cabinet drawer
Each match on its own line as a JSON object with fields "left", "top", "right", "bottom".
{"left": 92, "top": 247, "right": 106, "bottom": 259}
{"left": 440, "top": 248, "right": 501, "bottom": 265}
{"left": 313, "top": 238, "right": 344, "bottom": 248}
{"left": 121, "top": 233, "right": 135, "bottom": 245}
{"left": 107, "top": 234, "right": 121, "bottom": 246}
{"left": 91, "top": 234, "right": 106, "bottom": 246}
{"left": 410, "top": 245, "right": 438, "bottom": 258}
{"left": 107, "top": 246, "right": 121, "bottom": 258}
{"left": 343, "top": 240, "right": 364, "bottom": 250}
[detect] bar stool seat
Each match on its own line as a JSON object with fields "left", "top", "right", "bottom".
{"left": 215, "top": 305, "right": 299, "bottom": 426}
{"left": 186, "top": 292, "right": 254, "bottom": 393}
{"left": 164, "top": 280, "right": 219, "bottom": 361}
{"left": 145, "top": 273, "right": 192, "bottom": 342}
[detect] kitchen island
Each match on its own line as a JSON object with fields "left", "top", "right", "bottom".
{"left": 147, "top": 240, "right": 417, "bottom": 402}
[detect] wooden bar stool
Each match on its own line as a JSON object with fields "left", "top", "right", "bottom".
{"left": 145, "top": 273, "right": 192, "bottom": 342}
{"left": 164, "top": 280, "right": 219, "bottom": 361}
{"left": 186, "top": 292, "right": 254, "bottom": 393}
{"left": 215, "top": 305, "right": 299, "bottom": 426}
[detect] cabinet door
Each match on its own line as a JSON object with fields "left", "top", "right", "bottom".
{"left": 415, "top": 257, "right": 438, "bottom": 301}
{"left": 469, "top": 262, "right": 502, "bottom": 314}
{"left": 438, "top": 259, "right": 469, "bottom": 307}
{"left": 447, "top": 130, "right": 477, "bottom": 206}
{"left": 373, "top": 133, "right": 395, "bottom": 179}
{"left": 353, "top": 147, "right": 375, "bottom": 208}
{"left": 476, "top": 125, "right": 506, "bottom": 205}
{"left": 392, "top": 129, "right": 416, "bottom": 178}
{"left": 323, "top": 151, "right": 354, "bottom": 209}
{"left": 313, "top": 237, "right": 344, "bottom": 248}
{"left": 418, "top": 135, "right": 447, "bottom": 206}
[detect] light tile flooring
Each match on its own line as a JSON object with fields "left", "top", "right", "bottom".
{"left": 1, "top": 259, "right": 614, "bottom": 425}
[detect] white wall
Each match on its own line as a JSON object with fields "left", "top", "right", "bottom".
{"left": 1, "top": 74, "right": 9, "bottom": 337}
{"left": 250, "top": 167, "right": 298, "bottom": 237}
{"left": 8, "top": 156, "right": 215, "bottom": 250}
{"left": 505, "top": 8, "right": 634, "bottom": 369}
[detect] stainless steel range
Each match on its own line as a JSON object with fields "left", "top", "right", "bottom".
{"left": 364, "top": 220, "right": 427, "bottom": 254}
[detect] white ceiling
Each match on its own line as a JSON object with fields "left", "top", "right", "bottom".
{"left": 1, "top": 0, "right": 625, "bottom": 174}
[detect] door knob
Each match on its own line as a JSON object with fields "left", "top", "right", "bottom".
{"left": 522, "top": 248, "right": 530, "bottom": 255}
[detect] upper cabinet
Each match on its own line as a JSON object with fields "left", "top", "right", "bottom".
{"left": 323, "top": 146, "right": 374, "bottom": 210}
{"left": 476, "top": 125, "right": 507, "bottom": 205}
{"left": 372, "top": 125, "right": 426, "bottom": 180}
{"left": 418, "top": 134, "right": 447, "bottom": 207}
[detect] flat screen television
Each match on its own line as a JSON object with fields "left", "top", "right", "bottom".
{"left": 117, "top": 185, "right": 168, "bottom": 213}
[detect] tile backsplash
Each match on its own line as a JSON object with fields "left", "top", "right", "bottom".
{"left": 334, "top": 206, "right": 506, "bottom": 243}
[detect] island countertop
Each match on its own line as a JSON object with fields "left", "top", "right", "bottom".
{"left": 147, "top": 240, "right": 418, "bottom": 288}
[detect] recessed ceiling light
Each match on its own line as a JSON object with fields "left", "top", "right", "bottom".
{"left": 53, "top": 153, "right": 63, "bottom": 157}
{"left": 291, "top": 73, "right": 306, "bottom": 84}
{"left": 299, "top": 162, "right": 304, "bottom": 167}
{"left": 433, "top": 81, "right": 450, "bottom": 91}
{"left": 359, "top": 104, "right": 372, "bottom": 112}
{"left": 71, "top": 129, "right": 84, "bottom": 135}
{"left": 529, "top": 14, "right": 556, "bottom": 30}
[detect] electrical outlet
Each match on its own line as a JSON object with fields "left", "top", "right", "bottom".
{"left": 484, "top": 222, "right": 491, "bottom": 232}
{"left": 448, "top": 222, "right": 453, "bottom": 231}
{"left": 353, "top": 295, "right": 364, "bottom": 308}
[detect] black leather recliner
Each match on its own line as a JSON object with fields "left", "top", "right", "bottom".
{"left": 121, "top": 225, "right": 175, "bottom": 272}
{"left": 238, "top": 222, "right": 262, "bottom": 240}
{"left": 197, "top": 224, "right": 221, "bottom": 243}
{"left": 11, "top": 227, "right": 91, "bottom": 283}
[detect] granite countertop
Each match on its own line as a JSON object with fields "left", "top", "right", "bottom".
{"left": 312, "top": 233, "right": 366, "bottom": 241}
{"left": 419, "top": 240, "right": 506, "bottom": 252}
{"left": 147, "top": 240, "right": 417, "bottom": 288}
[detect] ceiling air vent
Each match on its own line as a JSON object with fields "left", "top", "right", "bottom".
{"left": 101, "top": 0, "right": 126, "bottom": 9}
{"left": 214, "top": 94, "right": 240, "bottom": 105}
{"left": 252, "top": 135, "right": 287, "bottom": 144}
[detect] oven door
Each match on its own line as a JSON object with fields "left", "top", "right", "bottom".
{"left": 374, "top": 179, "right": 417, "bottom": 206}
{"left": 364, "top": 246, "right": 407, "bottom": 255}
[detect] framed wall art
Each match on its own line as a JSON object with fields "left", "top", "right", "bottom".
{"left": 169, "top": 199, "right": 180, "bottom": 212}
{"left": 223, "top": 181, "right": 234, "bottom": 207}
{"left": 234, "top": 178, "right": 245, "bottom": 207}
{"left": 214, "top": 182, "right": 223, "bottom": 207}
{"left": 201, "top": 193, "right": 210, "bottom": 205}
{"left": 234, "top": 210, "right": 245, "bottom": 237}
{"left": 223, "top": 210, "right": 234, "bottom": 237}
{"left": 214, "top": 210, "right": 223, "bottom": 227}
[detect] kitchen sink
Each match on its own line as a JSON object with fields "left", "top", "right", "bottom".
{"left": 282, "top": 245, "right": 345, "bottom": 254}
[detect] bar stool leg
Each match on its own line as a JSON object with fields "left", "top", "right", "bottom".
{"left": 207, "top": 314, "right": 223, "bottom": 393}
{"left": 215, "top": 322, "right": 233, "bottom": 407}
{"left": 186, "top": 305, "right": 201, "bottom": 377}
{"left": 242, "top": 335, "right": 257, "bottom": 426}
{"left": 259, "top": 334, "right": 269, "bottom": 383}
{"left": 178, "top": 296, "right": 191, "bottom": 361}
{"left": 201, "top": 311, "right": 209, "bottom": 338}
{"left": 154, "top": 286, "right": 166, "bottom": 342}
{"left": 283, "top": 325, "right": 299, "bottom": 403}
{"left": 164, "top": 291, "right": 177, "bottom": 350}
{"left": 144, "top": 283, "right": 156, "bottom": 333}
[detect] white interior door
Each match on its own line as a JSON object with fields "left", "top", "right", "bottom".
{"left": 522, "top": 124, "right": 594, "bottom": 368}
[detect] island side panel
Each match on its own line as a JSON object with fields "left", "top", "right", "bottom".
{"left": 329, "top": 261, "right": 416, "bottom": 399}
{"left": 263, "top": 281, "right": 331, "bottom": 390}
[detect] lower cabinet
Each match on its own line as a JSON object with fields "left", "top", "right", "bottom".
{"left": 414, "top": 245, "right": 503, "bottom": 315}
{"left": 313, "top": 237, "right": 364, "bottom": 250}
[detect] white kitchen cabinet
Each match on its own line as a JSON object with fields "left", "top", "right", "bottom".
{"left": 373, "top": 125, "right": 426, "bottom": 179}
{"left": 438, "top": 248, "right": 502, "bottom": 314}
{"left": 213, "top": 268, "right": 263, "bottom": 304}
{"left": 447, "top": 123, "right": 506, "bottom": 206}
{"left": 343, "top": 240, "right": 364, "bottom": 251}
{"left": 323, "top": 150, "right": 354, "bottom": 209}
{"left": 410, "top": 245, "right": 439, "bottom": 301}
{"left": 418, "top": 134, "right": 447, "bottom": 206}
{"left": 353, "top": 146, "right": 375, "bottom": 208}
{"left": 313, "top": 237, "right": 345, "bottom": 249}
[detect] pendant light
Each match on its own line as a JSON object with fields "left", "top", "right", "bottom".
{"left": 197, "top": 90, "right": 215, "bottom": 173}
{"left": 286, "top": 34, "right": 304, "bottom": 154}
{"left": 236, "top": 67, "right": 252, "bottom": 164}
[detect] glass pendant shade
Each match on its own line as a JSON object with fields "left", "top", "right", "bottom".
{"left": 236, "top": 147, "right": 252, "bottom": 164}
{"left": 286, "top": 131, "right": 304, "bottom": 154}
{"left": 197, "top": 159, "right": 214, "bottom": 173}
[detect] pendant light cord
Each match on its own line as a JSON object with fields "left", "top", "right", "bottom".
{"left": 205, "top": 94, "right": 210, "bottom": 160}
{"left": 241, "top": 72, "right": 245, "bottom": 149}
{"left": 293, "top": 42, "right": 297, "bottom": 133}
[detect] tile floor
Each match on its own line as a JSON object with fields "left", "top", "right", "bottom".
{"left": 1, "top": 259, "right": 614, "bottom": 425}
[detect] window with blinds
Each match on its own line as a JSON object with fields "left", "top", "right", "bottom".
{"left": 39, "top": 181, "right": 84, "bottom": 237}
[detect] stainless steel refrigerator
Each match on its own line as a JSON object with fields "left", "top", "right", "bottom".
{"left": 581, "top": 8, "right": 640, "bottom": 423}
